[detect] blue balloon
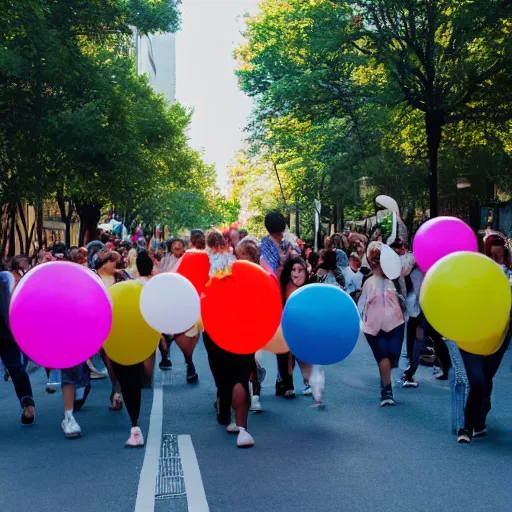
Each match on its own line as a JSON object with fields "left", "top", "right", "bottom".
{"left": 281, "top": 284, "right": 360, "bottom": 365}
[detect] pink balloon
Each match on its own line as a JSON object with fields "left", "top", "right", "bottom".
{"left": 413, "top": 217, "right": 478, "bottom": 272}
{"left": 9, "top": 262, "right": 112, "bottom": 368}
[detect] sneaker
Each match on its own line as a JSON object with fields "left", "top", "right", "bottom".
{"left": 457, "top": 428, "right": 472, "bottom": 443}
{"left": 380, "top": 385, "right": 395, "bottom": 407}
{"left": 284, "top": 389, "right": 296, "bottom": 399}
{"left": 402, "top": 376, "right": 419, "bottom": 388}
{"left": 62, "top": 413, "right": 82, "bottom": 439}
{"left": 159, "top": 358, "right": 172, "bottom": 371}
{"left": 237, "top": 427, "right": 255, "bottom": 448}
{"left": 435, "top": 371, "right": 449, "bottom": 381}
{"left": 45, "top": 383, "right": 57, "bottom": 394}
{"left": 473, "top": 427, "right": 487, "bottom": 438}
{"left": 302, "top": 385, "right": 313, "bottom": 396}
{"left": 226, "top": 422, "right": 240, "bottom": 434}
{"left": 250, "top": 395, "right": 263, "bottom": 412}
{"left": 89, "top": 370, "right": 107, "bottom": 380}
{"left": 125, "top": 426, "right": 145, "bottom": 448}
{"left": 186, "top": 363, "right": 198, "bottom": 383}
{"left": 21, "top": 405, "right": 35, "bottom": 425}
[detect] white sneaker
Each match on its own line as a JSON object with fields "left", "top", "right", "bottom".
{"left": 125, "top": 426, "right": 145, "bottom": 448}
{"left": 237, "top": 427, "right": 254, "bottom": 448}
{"left": 250, "top": 396, "right": 262, "bottom": 412}
{"left": 226, "top": 422, "right": 240, "bottom": 433}
{"left": 62, "top": 413, "right": 82, "bottom": 439}
{"left": 302, "top": 385, "right": 313, "bottom": 396}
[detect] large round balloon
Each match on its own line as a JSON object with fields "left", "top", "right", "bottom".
{"left": 457, "top": 321, "right": 510, "bottom": 356}
{"left": 413, "top": 216, "right": 478, "bottom": 273}
{"left": 201, "top": 261, "right": 282, "bottom": 354}
{"left": 103, "top": 281, "right": 160, "bottom": 365}
{"left": 420, "top": 252, "right": 511, "bottom": 347}
{"left": 282, "top": 284, "right": 360, "bottom": 365}
{"left": 263, "top": 325, "right": 289, "bottom": 354}
{"left": 177, "top": 250, "right": 210, "bottom": 295}
{"left": 140, "top": 273, "right": 200, "bottom": 334}
{"left": 9, "top": 262, "right": 112, "bottom": 368}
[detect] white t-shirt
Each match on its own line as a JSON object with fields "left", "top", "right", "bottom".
{"left": 343, "top": 267, "right": 363, "bottom": 295}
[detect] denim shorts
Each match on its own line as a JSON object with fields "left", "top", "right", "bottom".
{"left": 365, "top": 324, "right": 405, "bottom": 366}
{"left": 61, "top": 363, "right": 90, "bottom": 388}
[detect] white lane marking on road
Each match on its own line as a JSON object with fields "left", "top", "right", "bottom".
{"left": 135, "top": 371, "right": 163, "bottom": 512}
{"left": 178, "top": 435, "right": 210, "bottom": 512}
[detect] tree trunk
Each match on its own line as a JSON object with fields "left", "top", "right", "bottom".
{"left": 295, "top": 202, "right": 300, "bottom": 238}
{"left": 425, "top": 110, "right": 444, "bottom": 218}
{"left": 8, "top": 204, "right": 16, "bottom": 257}
{"left": 36, "top": 203, "right": 44, "bottom": 250}
{"left": 57, "top": 195, "right": 75, "bottom": 249}
{"left": 77, "top": 203, "right": 101, "bottom": 246}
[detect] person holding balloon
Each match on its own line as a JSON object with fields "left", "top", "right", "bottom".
{"left": 202, "top": 230, "right": 257, "bottom": 447}
{"left": 235, "top": 237, "right": 267, "bottom": 412}
{"left": 95, "top": 249, "right": 128, "bottom": 411}
{"left": 358, "top": 242, "right": 406, "bottom": 407}
{"left": 415, "top": 216, "right": 512, "bottom": 443}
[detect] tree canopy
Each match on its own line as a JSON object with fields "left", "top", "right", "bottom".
{"left": 234, "top": 0, "right": 512, "bottom": 236}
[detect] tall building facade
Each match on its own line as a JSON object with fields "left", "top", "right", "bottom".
{"left": 135, "top": 31, "right": 177, "bottom": 104}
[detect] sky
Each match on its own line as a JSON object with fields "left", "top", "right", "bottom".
{"left": 175, "top": 0, "right": 259, "bottom": 192}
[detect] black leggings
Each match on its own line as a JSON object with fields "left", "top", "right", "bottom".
{"left": 276, "top": 352, "right": 294, "bottom": 391}
{"left": 203, "top": 332, "right": 252, "bottom": 421}
{"left": 111, "top": 361, "right": 143, "bottom": 427}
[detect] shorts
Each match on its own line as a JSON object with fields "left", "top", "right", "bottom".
{"left": 61, "top": 363, "right": 90, "bottom": 388}
{"left": 365, "top": 324, "right": 405, "bottom": 366}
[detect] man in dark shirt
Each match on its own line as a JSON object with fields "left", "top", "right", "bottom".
{"left": 0, "top": 270, "right": 36, "bottom": 424}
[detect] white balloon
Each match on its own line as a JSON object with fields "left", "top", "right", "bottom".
{"left": 139, "top": 273, "right": 200, "bottom": 335}
{"left": 380, "top": 244, "right": 402, "bottom": 280}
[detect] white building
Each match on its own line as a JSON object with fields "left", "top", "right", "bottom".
{"left": 135, "top": 31, "right": 177, "bottom": 104}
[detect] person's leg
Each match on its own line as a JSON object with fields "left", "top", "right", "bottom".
{"left": 100, "top": 349, "right": 122, "bottom": 410}
{"left": 480, "top": 334, "right": 511, "bottom": 430}
{"left": 0, "top": 336, "right": 35, "bottom": 423}
{"left": 276, "top": 352, "right": 294, "bottom": 396}
{"left": 204, "top": 332, "right": 230, "bottom": 425}
{"left": 174, "top": 332, "right": 199, "bottom": 382}
{"left": 429, "top": 323, "right": 450, "bottom": 379}
{"left": 459, "top": 349, "right": 485, "bottom": 436}
{"left": 159, "top": 335, "right": 172, "bottom": 370}
{"left": 111, "top": 361, "right": 142, "bottom": 427}
{"left": 111, "top": 361, "right": 144, "bottom": 447}
{"left": 60, "top": 366, "right": 82, "bottom": 439}
{"left": 404, "top": 316, "right": 422, "bottom": 383}
{"left": 366, "top": 330, "right": 394, "bottom": 405}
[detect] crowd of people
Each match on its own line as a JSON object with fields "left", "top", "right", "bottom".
{"left": 0, "top": 209, "right": 511, "bottom": 448}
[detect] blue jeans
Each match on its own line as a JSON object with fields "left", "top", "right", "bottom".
{"left": 460, "top": 333, "right": 511, "bottom": 431}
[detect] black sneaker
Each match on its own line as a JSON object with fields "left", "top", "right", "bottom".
{"left": 402, "top": 376, "right": 419, "bottom": 388}
{"left": 380, "top": 385, "right": 395, "bottom": 407}
{"left": 159, "top": 358, "right": 172, "bottom": 371}
{"left": 457, "top": 429, "right": 472, "bottom": 443}
{"left": 186, "top": 363, "right": 198, "bottom": 383}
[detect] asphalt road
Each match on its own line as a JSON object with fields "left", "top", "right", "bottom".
{"left": 1, "top": 339, "right": 511, "bottom": 512}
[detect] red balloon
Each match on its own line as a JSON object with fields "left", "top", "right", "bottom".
{"left": 201, "top": 261, "right": 282, "bottom": 354}
{"left": 177, "top": 251, "right": 211, "bottom": 295}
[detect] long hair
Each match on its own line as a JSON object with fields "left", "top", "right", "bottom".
{"left": 280, "top": 256, "right": 309, "bottom": 304}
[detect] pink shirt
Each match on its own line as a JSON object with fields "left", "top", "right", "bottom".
{"left": 358, "top": 275, "right": 405, "bottom": 335}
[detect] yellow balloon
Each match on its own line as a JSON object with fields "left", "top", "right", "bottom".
{"left": 420, "top": 252, "right": 511, "bottom": 346}
{"left": 457, "top": 321, "right": 510, "bottom": 356}
{"left": 263, "top": 325, "right": 289, "bottom": 354}
{"left": 103, "top": 281, "right": 161, "bottom": 365}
